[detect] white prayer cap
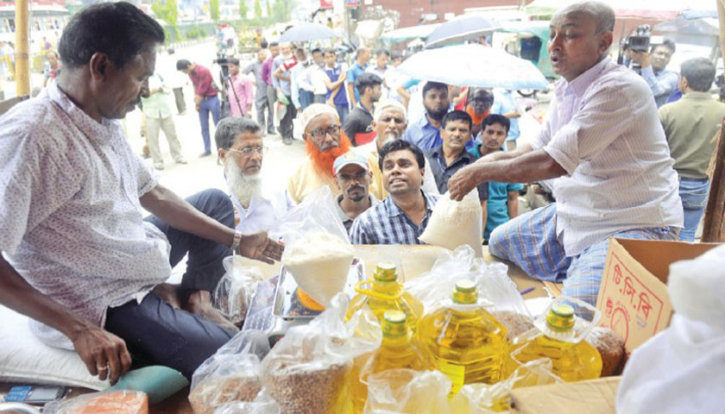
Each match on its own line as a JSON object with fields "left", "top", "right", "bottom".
{"left": 373, "top": 100, "right": 408, "bottom": 123}
{"left": 300, "top": 103, "right": 340, "bottom": 132}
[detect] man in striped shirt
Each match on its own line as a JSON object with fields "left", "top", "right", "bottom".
{"left": 448, "top": 1, "right": 682, "bottom": 306}
{"left": 351, "top": 140, "right": 438, "bottom": 245}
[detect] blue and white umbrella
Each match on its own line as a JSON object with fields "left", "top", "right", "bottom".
{"left": 397, "top": 44, "right": 549, "bottom": 90}
{"left": 278, "top": 22, "right": 336, "bottom": 43}
{"left": 425, "top": 15, "right": 500, "bottom": 49}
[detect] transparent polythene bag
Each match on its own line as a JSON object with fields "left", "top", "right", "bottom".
{"left": 269, "top": 186, "right": 350, "bottom": 245}
{"left": 214, "top": 390, "right": 281, "bottom": 414}
{"left": 189, "top": 331, "right": 271, "bottom": 414}
{"left": 258, "top": 294, "right": 382, "bottom": 414}
{"left": 449, "top": 359, "right": 562, "bottom": 414}
{"left": 43, "top": 390, "right": 148, "bottom": 414}
{"left": 213, "top": 257, "right": 265, "bottom": 327}
{"left": 419, "top": 189, "right": 483, "bottom": 258}
{"left": 404, "top": 245, "right": 530, "bottom": 317}
{"left": 364, "top": 369, "right": 453, "bottom": 414}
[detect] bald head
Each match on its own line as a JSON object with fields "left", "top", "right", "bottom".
{"left": 553, "top": 1, "right": 615, "bottom": 35}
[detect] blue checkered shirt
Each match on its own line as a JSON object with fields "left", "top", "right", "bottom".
{"left": 350, "top": 191, "right": 439, "bottom": 245}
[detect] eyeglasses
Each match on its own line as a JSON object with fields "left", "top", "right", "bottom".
{"left": 228, "top": 146, "right": 267, "bottom": 156}
{"left": 471, "top": 98, "right": 493, "bottom": 104}
{"left": 308, "top": 125, "right": 341, "bottom": 140}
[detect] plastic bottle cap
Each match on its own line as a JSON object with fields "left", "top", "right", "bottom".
{"left": 453, "top": 280, "right": 478, "bottom": 304}
{"left": 455, "top": 280, "right": 477, "bottom": 293}
{"left": 374, "top": 262, "right": 399, "bottom": 282}
{"left": 546, "top": 303, "right": 575, "bottom": 332}
{"left": 382, "top": 310, "right": 408, "bottom": 338}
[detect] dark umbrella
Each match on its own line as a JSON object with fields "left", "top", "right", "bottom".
{"left": 425, "top": 15, "right": 500, "bottom": 49}
{"left": 278, "top": 22, "right": 336, "bottom": 43}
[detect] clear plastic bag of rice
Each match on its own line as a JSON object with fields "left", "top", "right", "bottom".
{"left": 213, "top": 257, "right": 265, "bottom": 327}
{"left": 189, "top": 331, "right": 270, "bottom": 414}
{"left": 419, "top": 189, "right": 483, "bottom": 257}
{"left": 281, "top": 231, "right": 355, "bottom": 307}
{"left": 259, "top": 295, "right": 382, "bottom": 414}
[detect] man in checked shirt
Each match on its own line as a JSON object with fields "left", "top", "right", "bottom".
{"left": 448, "top": 1, "right": 683, "bottom": 306}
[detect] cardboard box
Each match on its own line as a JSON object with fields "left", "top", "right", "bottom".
{"left": 511, "top": 377, "right": 620, "bottom": 414}
{"left": 596, "top": 238, "right": 719, "bottom": 352}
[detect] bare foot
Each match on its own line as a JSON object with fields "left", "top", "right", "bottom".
{"left": 153, "top": 283, "right": 182, "bottom": 309}
{"left": 184, "top": 290, "right": 240, "bottom": 332}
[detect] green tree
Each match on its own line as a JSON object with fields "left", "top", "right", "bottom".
{"left": 254, "top": 0, "right": 262, "bottom": 19}
{"left": 265, "top": 0, "right": 271, "bottom": 18}
{"left": 151, "top": 0, "right": 177, "bottom": 25}
{"left": 210, "top": 0, "right": 220, "bottom": 22}
{"left": 272, "top": 0, "right": 292, "bottom": 22}
{"left": 239, "top": 0, "right": 249, "bottom": 19}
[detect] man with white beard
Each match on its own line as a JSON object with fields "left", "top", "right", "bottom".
{"left": 360, "top": 101, "right": 439, "bottom": 200}
{"left": 216, "top": 118, "right": 294, "bottom": 234}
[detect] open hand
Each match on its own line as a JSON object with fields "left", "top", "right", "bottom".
{"left": 448, "top": 164, "right": 482, "bottom": 201}
{"left": 239, "top": 232, "right": 284, "bottom": 264}
{"left": 72, "top": 326, "right": 132, "bottom": 385}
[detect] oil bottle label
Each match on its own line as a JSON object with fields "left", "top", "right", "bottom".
{"left": 438, "top": 360, "right": 465, "bottom": 396}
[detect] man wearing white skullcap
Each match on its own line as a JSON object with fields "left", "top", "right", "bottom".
{"left": 358, "top": 100, "right": 440, "bottom": 199}
{"left": 287, "top": 104, "right": 354, "bottom": 204}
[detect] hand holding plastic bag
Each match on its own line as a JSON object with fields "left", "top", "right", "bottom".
{"left": 189, "top": 331, "right": 271, "bottom": 414}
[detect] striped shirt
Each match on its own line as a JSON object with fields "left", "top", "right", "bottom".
{"left": 350, "top": 191, "right": 438, "bottom": 245}
{"left": 534, "top": 57, "right": 683, "bottom": 256}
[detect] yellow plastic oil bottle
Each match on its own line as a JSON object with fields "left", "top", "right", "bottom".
{"left": 511, "top": 303, "right": 602, "bottom": 382}
{"left": 351, "top": 310, "right": 430, "bottom": 413}
{"left": 416, "top": 280, "right": 509, "bottom": 396}
{"left": 345, "top": 262, "right": 424, "bottom": 333}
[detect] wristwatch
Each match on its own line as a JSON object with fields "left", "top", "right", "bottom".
{"left": 230, "top": 230, "right": 242, "bottom": 254}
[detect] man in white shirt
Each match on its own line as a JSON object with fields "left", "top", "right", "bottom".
{"left": 448, "top": 1, "right": 682, "bottom": 306}
{"left": 216, "top": 117, "right": 294, "bottom": 235}
{"left": 0, "top": 3, "right": 282, "bottom": 384}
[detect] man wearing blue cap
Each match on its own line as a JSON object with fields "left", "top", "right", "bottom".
{"left": 333, "top": 152, "right": 378, "bottom": 234}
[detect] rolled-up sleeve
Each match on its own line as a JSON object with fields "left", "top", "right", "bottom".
{"left": 542, "top": 83, "right": 636, "bottom": 176}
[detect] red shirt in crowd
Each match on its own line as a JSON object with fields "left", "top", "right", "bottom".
{"left": 189, "top": 64, "right": 218, "bottom": 98}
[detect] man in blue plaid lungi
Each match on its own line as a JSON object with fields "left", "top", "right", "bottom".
{"left": 448, "top": 2, "right": 683, "bottom": 306}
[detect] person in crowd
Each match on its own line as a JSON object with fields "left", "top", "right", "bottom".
{"left": 367, "top": 48, "right": 391, "bottom": 98}
{"left": 140, "top": 72, "right": 187, "bottom": 170}
{"left": 323, "top": 48, "right": 349, "bottom": 123}
{"left": 343, "top": 72, "right": 382, "bottom": 146}
{"left": 287, "top": 104, "right": 352, "bottom": 204}
{"left": 659, "top": 58, "right": 725, "bottom": 242}
{"left": 308, "top": 48, "right": 329, "bottom": 104}
{"left": 402, "top": 81, "right": 450, "bottom": 151}
{"left": 291, "top": 47, "right": 314, "bottom": 112}
{"left": 350, "top": 140, "right": 438, "bottom": 245}
{"left": 226, "top": 57, "right": 253, "bottom": 118}
{"left": 346, "top": 46, "right": 371, "bottom": 107}
{"left": 0, "top": 2, "right": 282, "bottom": 385}
{"left": 177, "top": 59, "right": 221, "bottom": 157}
{"left": 216, "top": 118, "right": 293, "bottom": 234}
{"left": 166, "top": 48, "right": 187, "bottom": 115}
{"left": 42, "top": 36, "right": 52, "bottom": 51}
{"left": 630, "top": 39, "right": 678, "bottom": 108}
{"left": 43, "top": 50, "right": 61, "bottom": 87}
{"left": 244, "top": 48, "right": 272, "bottom": 134}
{"left": 255, "top": 28, "right": 266, "bottom": 48}
{"left": 466, "top": 87, "right": 494, "bottom": 138}
{"left": 260, "top": 42, "right": 279, "bottom": 135}
{"left": 361, "top": 101, "right": 440, "bottom": 200}
{"left": 333, "top": 152, "right": 378, "bottom": 234}
{"left": 491, "top": 88, "right": 522, "bottom": 151}
{"left": 426, "top": 110, "right": 488, "bottom": 225}
{"left": 469, "top": 115, "right": 524, "bottom": 242}
{"left": 272, "top": 43, "right": 298, "bottom": 145}
{"left": 448, "top": 1, "right": 682, "bottom": 306}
